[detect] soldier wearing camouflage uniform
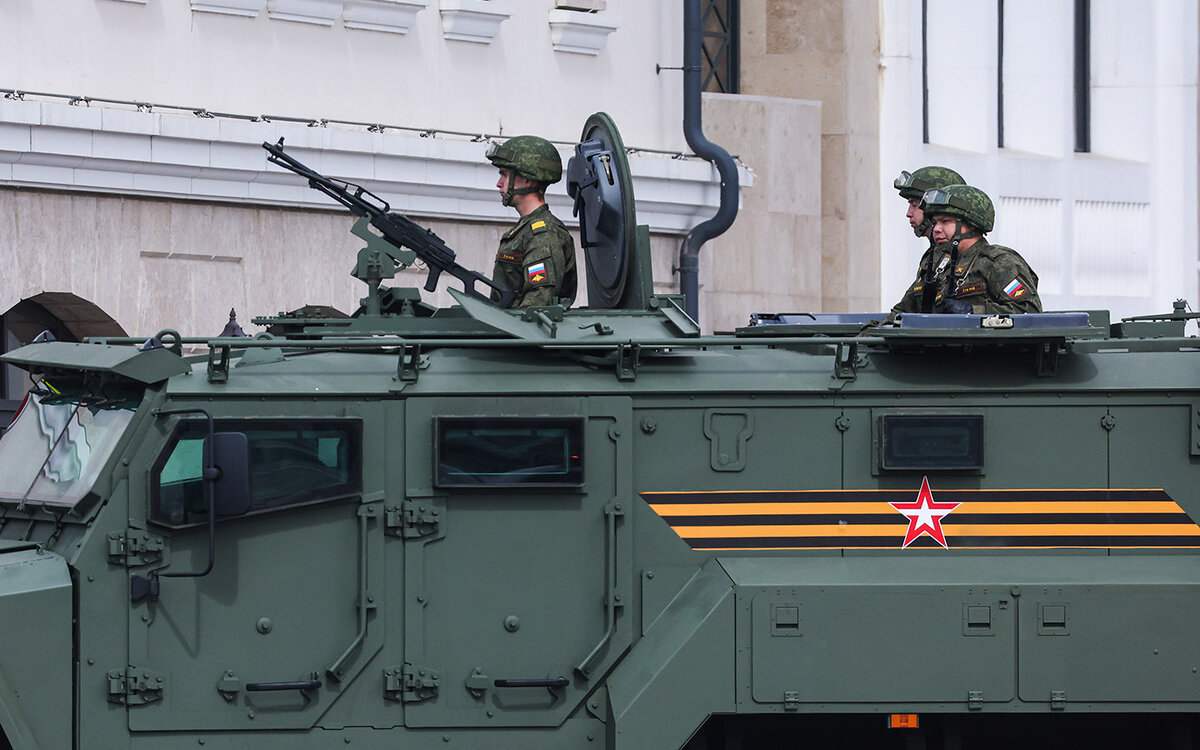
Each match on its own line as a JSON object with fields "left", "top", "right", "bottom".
{"left": 487, "top": 136, "right": 578, "bottom": 309}
{"left": 892, "top": 165, "right": 964, "bottom": 314}
{"left": 895, "top": 166, "right": 964, "bottom": 244}
{"left": 892, "top": 184, "right": 1041, "bottom": 315}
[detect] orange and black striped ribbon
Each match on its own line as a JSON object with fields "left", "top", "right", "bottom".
{"left": 641, "top": 489, "right": 1200, "bottom": 550}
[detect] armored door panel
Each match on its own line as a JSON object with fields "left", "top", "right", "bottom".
{"left": 127, "top": 412, "right": 382, "bottom": 732}
{"left": 1109, "top": 405, "right": 1199, "bottom": 520}
{"left": 985, "top": 405, "right": 1107, "bottom": 486}
{"left": 633, "top": 404, "right": 842, "bottom": 492}
{"left": 402, "top": 397, "right": 633, "bottom": 728}
{"left": 749, "top": 586, "right": 1015, "bottom": 704}
{"left": 128, "top": 504, "right": 379, "bottom": 730}
{"left": 845, "top": 405, "right": 1108, "bottom": 487}
{"left": 1018, "top": 584, "right": 1200, "bottom": 702}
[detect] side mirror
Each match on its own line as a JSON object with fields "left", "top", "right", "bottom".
{"left": 137, "top": 411, "right": 251, "bottom": 603}
{"left": 208, "top": 431, "right": 251, "bottom": 517}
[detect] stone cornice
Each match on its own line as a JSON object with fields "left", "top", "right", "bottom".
{"left": 0, "top": 99, "right": 748, "bottom": 234}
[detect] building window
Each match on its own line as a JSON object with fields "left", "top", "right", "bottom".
{"left": 701, "top": 0, "right": 739, "bottom": 94}
{"left": 1073, "top": 0, "right": 1090, "bottom": 152}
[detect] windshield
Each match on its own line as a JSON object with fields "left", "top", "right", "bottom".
{"left": 0, "top": 392, "right": 135, "bottom": 507}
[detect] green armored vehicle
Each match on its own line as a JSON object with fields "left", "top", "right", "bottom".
{"left": 2, "top": 113, "right": 1200, "bottom": 750}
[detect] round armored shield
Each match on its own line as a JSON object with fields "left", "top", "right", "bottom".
{"left": 566, "top": 112, "right": 638, "bottom": 309}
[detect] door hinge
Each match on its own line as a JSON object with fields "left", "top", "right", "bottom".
{"left": 107, "top": 666, "right": 164, "bottom": 705}
{"left": 385, "top": 500, "right": 441, "bottom": 539}
{"left": 384, "top": 663, "right": 440, "bottom": 702}
{"left": 107, "top": 530, "right": 164, "bottom": 568}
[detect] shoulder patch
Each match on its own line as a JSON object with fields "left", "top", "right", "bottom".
{"left": 530, "top": 220, "right": 547, "bottom": 233}
{"left": 1003, "top": 278, "right": 1028, "bottom": 299}
{"left": 526, "top": 261, "right": 548, "bottom": 285}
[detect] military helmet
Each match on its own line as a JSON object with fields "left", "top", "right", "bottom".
{"left": 895, "top": 166, "right": 964, "bottom": 201}
{"left": 486, "top": 135, "right": 563, "bottom": 185}
{"left": 921, "top": 184, "right": 995, "bottom": 233}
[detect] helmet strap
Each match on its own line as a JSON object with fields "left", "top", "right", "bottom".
{"left": 950, "top": 218, "right": 981, "bottom": 243}
{"left": 499, "top": 168, "right": 547, "bottom": 206}
{"left": 501, "top": 172, "right": 545, "bottom": 207}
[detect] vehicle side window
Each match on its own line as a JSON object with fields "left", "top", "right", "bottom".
{"left": 435, "top": 417, "right": 584, "bottom": 487}
{"left": 151, "top": 420, "right": 361, "bottom": 528}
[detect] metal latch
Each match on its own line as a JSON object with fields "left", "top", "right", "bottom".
{"left": 981, "top": 315, "right": 1014, "bottom": 329}
{"left": 398, "top": 344, "right": 422, "bottom": 383}
{"left": 207, "top": 344, "right": 231, "bottom": 384}
{"left": 385, "top": 500, "right": 441, "bottom": 538}
{"left": 616, "top": 343, "right": 640, "bottom": 381}
{"left": 784, "top": 691, "right": 800, "bottom": 711}
{"left": 107, "top": 667, "right": 164, "bottom": 705}
{"left": 967, "top": 690, "right": 984, "bottom": 710}
{"left": 833, "top": 342, "right": 862, "bottom": 380}
{"left": 384, "top": 664, "right": 440, "bottom": 703}
{"left": 1050, "top": 690, "right": 1067, "bottom": 710}
{"left": 107, "top": 530, "right": 164, "bottom": 567}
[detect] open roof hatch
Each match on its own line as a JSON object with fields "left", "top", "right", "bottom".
{"left": 567, "top": 112, "right": 654, "bottom": 310}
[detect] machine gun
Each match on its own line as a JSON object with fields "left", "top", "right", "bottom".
{"left": 263, "top": 138, "right": 515, "bottom": 309}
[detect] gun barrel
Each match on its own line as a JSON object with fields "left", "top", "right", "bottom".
{"left": 261, "top": 138, "right": 515, "bottom": 309}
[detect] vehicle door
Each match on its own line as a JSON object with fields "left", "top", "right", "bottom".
{"left": 121, "top": 405, "right": 384, "bottom": 732}
{"left": 399, "top": 395, "right": 634, "bottom": 728}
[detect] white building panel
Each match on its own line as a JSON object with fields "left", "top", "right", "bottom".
{"left": 1001, "top": 0, "right": 1071, "bottom": 158}
{"left": 1072, "top": 200, "right": 1151, "bottom": 298}
{"left": 925, "top": 0, "right": 995, "bottom": 153}
{"left": 994, "top": 197, "right": 1064, "bottom": 296}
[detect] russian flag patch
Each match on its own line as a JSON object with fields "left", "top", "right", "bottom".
{"left": 1003, "top": 278, "right": 1027, "bottom": 299}
{"left": 527, "top": 262, "right": 547, "bottom": 283}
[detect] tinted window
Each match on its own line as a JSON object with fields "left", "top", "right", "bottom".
{"left": 152, "top": 420, "right": 360, "bottom": 527}
{"left": 880, "top": 414, "right": 984, "bottom": 471}
{"left": 435, "top": 417, "right": 584, "bottom": 487}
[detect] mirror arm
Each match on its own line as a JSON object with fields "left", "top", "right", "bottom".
{"left": 132, "top": 408, "right": 219, "bottom": 602}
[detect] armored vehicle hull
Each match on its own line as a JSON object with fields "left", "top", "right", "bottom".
{"left": 1, "top": 114, "right": 1199, "bottom": 750}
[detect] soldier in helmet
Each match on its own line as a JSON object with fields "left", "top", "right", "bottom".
{"left": 894, "top": 166, "right": 964, "bottom": 245}
{"left": 892, "top": 184, "right": 1041, "bottom": 314}
{"left": 486, "top": 136, "right": 578, "bottom": 308}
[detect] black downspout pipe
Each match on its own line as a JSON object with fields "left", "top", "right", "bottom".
{"left": 680, "top": 0, "right": 741, "bottom": 322}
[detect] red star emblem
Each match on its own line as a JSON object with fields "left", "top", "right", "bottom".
{"left": 890, "top": 476, "right": 961, "bottom": 548}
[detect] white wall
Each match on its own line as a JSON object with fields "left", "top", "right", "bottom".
{"left": 880, "top": 0, "right": 1198, "bottom": 322}
{"left": 0, "top": 0, "right": 684, "bottom": 151}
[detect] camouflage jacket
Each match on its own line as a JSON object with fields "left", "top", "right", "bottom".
{"left": 891, "top": 239, "right": 1041, "bottom": 314}
{"left": 491, "top": 204, "right": 578, "bottom": 309}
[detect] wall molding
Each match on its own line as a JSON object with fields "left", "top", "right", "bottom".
{"left": 189, "top": 0, "right": 268, "bottom": 17}
{"left": 343, "top": 0, "right": 429, "bottom": 33}
{"left": 548, "top": 9, "right": 619, "bottom": 55}
{"left": 0, "top": 99, "right": 748, "bottom": 235}
{"left": 266, "top": 0, "right": 343, "bottom": 25}
{"left": 439, "top": 0, "right": 512, "bottom": 44}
